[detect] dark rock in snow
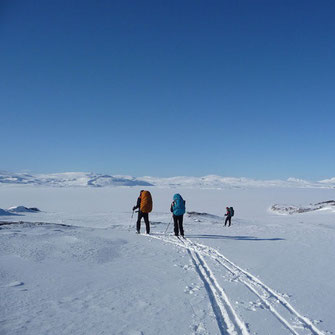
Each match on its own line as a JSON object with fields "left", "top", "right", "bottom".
{"left": 8, "top": 206, "right": 41, "bottom": 213}
{"left": 271, "top": 201, "right": 335, "bottom": 215}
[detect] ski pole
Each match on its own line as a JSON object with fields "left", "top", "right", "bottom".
{"left": 164, "top": 216, "right": 173, "bottom": 235}
{"left": 128, "top": 210, "right": 135, "bottom": 231}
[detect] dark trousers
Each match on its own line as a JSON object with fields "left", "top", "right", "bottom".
{"left": 137, "top": 211, "right": 150, "bottom": 234}
{"left": 173, "top": 215, "right": 184, "bottom": 236}
{"left": 224, "top": 216, "right": 231, "bottom": 227}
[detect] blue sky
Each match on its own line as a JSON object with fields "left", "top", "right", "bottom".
{"left": 1, "top": 0, "right": 334, "bottom": 179}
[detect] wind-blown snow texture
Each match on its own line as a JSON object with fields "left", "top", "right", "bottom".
{"left": 0, "top": 186, "right": 334, "bottom": 335}
{"left": 1, "top": 171, "right": 335, "bottom": 189}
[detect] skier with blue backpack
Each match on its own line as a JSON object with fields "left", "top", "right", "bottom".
{"left": 224, "top": 206, "right": 234, "bottom": 227}
{"left": 170, "top": 194, "right": 186, "bottom": 237}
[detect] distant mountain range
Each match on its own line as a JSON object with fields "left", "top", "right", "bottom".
{"left": 0, "top": 171, "right": 152, "bottom": 187}
{"left": 0, "top": 171, "right": 334, "bottom": 189}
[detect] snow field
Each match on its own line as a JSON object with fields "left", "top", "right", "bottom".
{"left": 0, "top": 186, "right": 334, "bottom": 334}
{"left": 1, "top": 223, "right": 206, "bottom": 335}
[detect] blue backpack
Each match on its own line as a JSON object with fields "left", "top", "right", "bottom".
{"left": 173, "top": 194, "right": 185, "bottom": 216}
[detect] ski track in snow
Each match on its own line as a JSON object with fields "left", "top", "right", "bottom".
{"left": 180, "top": 237, "right": 249, "bottom": 335}
{"left": 147, "top": 233, "right": 326, "bottom": 335}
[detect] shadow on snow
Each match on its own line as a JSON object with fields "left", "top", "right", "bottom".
{"left": 185, "top": 234, "right": 285, "bottom": 241}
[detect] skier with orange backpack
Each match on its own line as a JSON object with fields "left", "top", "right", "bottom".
{"left": 132, "top": 190, "right": 153, "bottom": 234}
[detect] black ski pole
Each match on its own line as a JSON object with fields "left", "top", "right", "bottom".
{"left": 128, "top": 210, "right": 135, "bottom": 232}
{"left": 164, "top": 216, "right": 173, "bottom": 235}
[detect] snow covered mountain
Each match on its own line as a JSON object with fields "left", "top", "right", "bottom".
{"left": 0, "top": 171, "right": 334, "bottom": 189}
{"left": 0, "top": 172, "right": 153, "bottom": 187}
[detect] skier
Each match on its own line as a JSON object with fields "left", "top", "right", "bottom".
{"left": 224, "top": 206, "right": 234, "bottom": 227}
{"left": 170, "top": 193, "right": 186, "bottom": 237}
{"left": 132, "top": 190, "right": 153, "bottom": 234}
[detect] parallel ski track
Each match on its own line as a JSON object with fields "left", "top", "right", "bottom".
{"left": 148, "top": 234, "right": 325, "bottom": 335}
{"left": 149, "top": 234, "right": 249, "bottom": 335}
{"left": 179, "top": 236, "right": 250, "bottom": 335}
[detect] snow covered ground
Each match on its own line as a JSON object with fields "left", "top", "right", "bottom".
{"left": 0, "top": 185, "right": 334, "bottom": 335}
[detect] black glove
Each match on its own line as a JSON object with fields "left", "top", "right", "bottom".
{"left": 132, "top": 206, "right": 136, "bottom": 211}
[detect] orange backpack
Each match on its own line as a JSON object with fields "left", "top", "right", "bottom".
{"left": 140, "top": 191, "right": 153, "bottom": 213}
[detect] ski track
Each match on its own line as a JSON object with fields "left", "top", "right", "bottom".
{"left": 147, "top": 233, "right": 325, "bottom": 335}
{"left": 180, "top": 237, "right": 250, "bottom": 335}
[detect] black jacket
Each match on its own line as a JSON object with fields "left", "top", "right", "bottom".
{"left": 133, "top": 197, "right": 141, "bottom": 211}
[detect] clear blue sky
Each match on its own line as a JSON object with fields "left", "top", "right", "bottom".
{"left": 1, "top": 0, "right": 334, "bottom": 179}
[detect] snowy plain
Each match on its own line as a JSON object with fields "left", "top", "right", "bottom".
{"left": 0, "top": 177, "right": 335, "bottom": 335}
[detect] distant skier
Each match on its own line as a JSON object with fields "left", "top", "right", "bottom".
{"left": 224, "top": 206, "right": 234, "bottom": 227}
{"left": 170, "top": 193, "right": 186, "bottom": 237}
{"left": 132, "top": 190, "right": 153, "bottom": 234}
